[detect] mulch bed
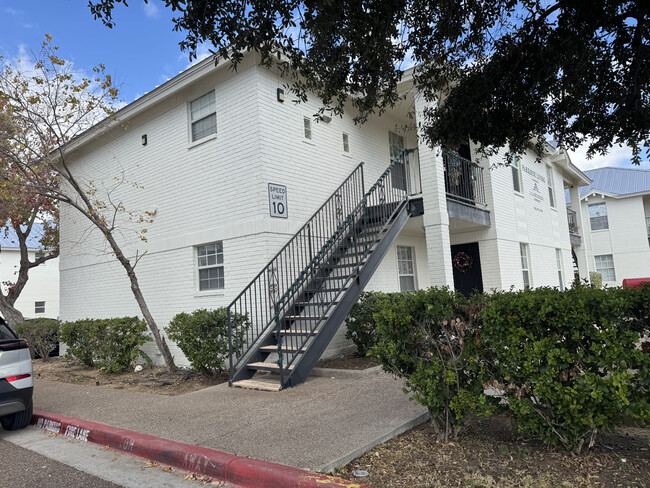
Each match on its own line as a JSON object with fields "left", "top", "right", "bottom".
{"left": 316, "top": 354, "right": 380, "bottom": 370}
{"left": 32, "top": 357, "right": 227, "bottom": 396}
{"left": 335, "top": 414, "right": 650, "bottom": 488}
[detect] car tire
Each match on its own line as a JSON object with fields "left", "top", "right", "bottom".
{"left": 0, "top": 401, "right": 33, "bottom": 431}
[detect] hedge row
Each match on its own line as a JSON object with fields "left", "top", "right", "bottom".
{"left": 346, "top": 284, "right": 650, "bottom": 451}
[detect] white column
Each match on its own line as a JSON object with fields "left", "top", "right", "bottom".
{"left": 415, "top": 93, "right": 454, "bottom": 288}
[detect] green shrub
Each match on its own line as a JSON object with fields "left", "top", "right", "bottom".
{"left": 14, "top": 318, "right": 60, "bottom": 361}
{"left": 480, "top": 286, "right": 650, "bottom": 452}
{"left": 60, "top": 317, "right": 150, "bottom": 373}
{"left": 370, "top": 288, "right": 496, "bottom": 442}
{"left": 345, "top": 292, "right": 391, "bottom": 356}
{"left": 165, "top": 308, "right": 249, "bottom": 376}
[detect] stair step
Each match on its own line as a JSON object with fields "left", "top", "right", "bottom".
{"left": 248, "top": 362, "right": 295, "bottom": 373}
{"left": 294, "top": 300, "right": 339, "bottom": 306}
{"left": 259, "top": 345, "right": 306, "bottom": 353}
{"left": 280, "top": 328, "right": 321, "bottom": 335}
{"left": 284, "top": 315, "right": 330, "bottom": 320}
{"left": 231, "top": 379, "right": 281, "bottom": 392}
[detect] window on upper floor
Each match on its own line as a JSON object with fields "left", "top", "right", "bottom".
{"left": 197, "top": 242, "right": 224, "bottom": 291}
{"left": 520, "top": 243, "right": 532, "bottom": 288}
{"left": 389, "top": 131, "right": 407, "bottom": 191}
{"left": 342, "top": 132, "right": 350, "bottom": 153}
{"left": 190, "top": 91, "right": 217, "bottom": 143}
{"left": 594, "top": 254, "right": 616, "bottom": 282}
{"left": 303, "top": 117, "right": 312, "bottom": 140}
{"left": 35, "top": 301, "right": 45, "bottom": 314}
{"left": 397, "top": 245, "right": 416, "bottom": 292}
{"left": 546, "top": 165, "right": 556, "bottom": 208}
{"left": 588, "top": 202, "right": 609, "bottom": 230}
{"left": 511, "top": 154, "right": 523, "bottom": 193}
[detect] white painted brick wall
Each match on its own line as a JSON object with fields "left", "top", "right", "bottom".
{"left": 0, "top": 250, "right": 60, "bottom": 320}
{"left": 581, "top": 194, "right": 650, "bottom": 285}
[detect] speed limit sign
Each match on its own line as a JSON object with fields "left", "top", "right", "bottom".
{"left": 268, "top": 183, "right": 288, "bottom": 219}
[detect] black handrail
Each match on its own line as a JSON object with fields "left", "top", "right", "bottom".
{"left": 442, "top": 148, "right": 487, "bottom": 206}
{"left": 271, "top": 159, "right": 410, "bottom": 385}
{"left": 227, "top": 163, "right": 365, "bottom": 380}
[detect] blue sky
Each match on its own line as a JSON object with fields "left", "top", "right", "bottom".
{"left": 0, "top": 0, "right": 645, "bottom": 171}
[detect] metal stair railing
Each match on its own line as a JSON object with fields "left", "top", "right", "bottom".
{"left": 227, "top": 163, "right": 365, "bottom": 382}
{"left": 272, "top": 156, "right": 413, "bottom": 386}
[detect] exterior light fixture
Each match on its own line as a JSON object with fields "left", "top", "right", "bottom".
{"left": 141, "top": 134, "right": 148, "bottom": 146}
{"left": 277, "top": 88, "right": 285, "bottom": 102}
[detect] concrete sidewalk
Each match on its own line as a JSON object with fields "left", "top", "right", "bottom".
{"left": 33, "top": 367, "right": 428, "bottom": 473}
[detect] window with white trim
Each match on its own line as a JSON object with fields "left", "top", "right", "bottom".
{"left": 520, "top": 243, "right": 532, "bottom": 288}
{"left": 397, "top": 245, "right": 416, "bottom": 291}
{"left": 594, "top": 254, "right": 616, "bottom": 282}
{"left": 197, "top": 242, "right": 224, "bottom": 291}
{"left": 511, "top": 154, "right": 523, "bottom": 193}
{"left": 342, "top": 132, "right": 350, "bottom": 153}
{"left": 303, "top": 117, "right": 312, "bottom": 140}
{"left": 556, "top": 248, "right": 564, "bottom": 291}
{"left": 190, "top": 91, "right": 217, "bottom": 142}
{"left": 588, "top": 202, "right": 609, "bottom": 230}
{"left": 389, "top": 131, "right": 407, "bottom": 191}
{"left": 35, "top": 301, "right": 45, "bottom": 314}
{"left": 546, "top": 165, "right": 556, "bottom": 208}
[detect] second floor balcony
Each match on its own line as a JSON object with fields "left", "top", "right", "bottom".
{"left": 442, "top": 149, "right": 490, "bottom": 228}
{"left": 567, "top": 208, "right": 582, "bottom": 246}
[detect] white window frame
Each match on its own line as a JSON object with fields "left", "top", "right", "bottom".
{"left": 397, "top": 245, "right": 417, "bottom": 292}
{"left": 511, "top": 154, "right": 523, "bottom": 194}
{"left": 588, "top": 202, "right": 609, "bottom": 231}
{"left": 196, "top": 242, "right": 224, "bottom": 292}
{"left": 556, "top": 248, "right": 564, "bottom": 291}
{"left": 594, "top": 254, "right": 616, "bottom": 282}
{"left": 303, "top": 116, "right": 312, "bottom": 141}
{"left": 546, "top": 165, "right": 556, "bottom": 208}
{"left": 35, "top": 301, "right": 45, "bottom": 314}
{"left": 520, "top": 243, "right": 532, "bottom": 288}
{"left": 342, "top": 132, "right": 350, "bottom": 154}
{"left": 189, "top": 91, "right": 217, "bottom": 144}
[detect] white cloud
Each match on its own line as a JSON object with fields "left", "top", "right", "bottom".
{"left": 143, "top": 2, "right": 160, "bottom": 19}
{"left": 568, "top": 141, "right": 643, "bottom": 172}
{"left": 183, "top": 43, "right": 214, "bottom": 69}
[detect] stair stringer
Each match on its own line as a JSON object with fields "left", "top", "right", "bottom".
{"left": 282, "top": 201, "right": 412, "bottom": 388}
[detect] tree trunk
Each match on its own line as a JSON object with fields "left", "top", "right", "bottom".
{"left": 0, "top": 297, "right": 25, "bottom": 328}
{"left": 104, "top": 232, "right": 178, "bottom": 373}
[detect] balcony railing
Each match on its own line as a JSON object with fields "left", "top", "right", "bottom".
{"left": 567, "top": 208, "right": 580, "bottom": 234}
{"left": 442, "top": 149, "right": 487, "bottom": 207}
{"left": 646, "top": 216, "right": 650, "bottom": 238}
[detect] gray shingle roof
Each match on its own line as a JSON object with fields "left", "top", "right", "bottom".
{"left": 0, "top": 223, "right": 46, "bottom": 249}
{"left": 579, "top": 167, "right": 650, "bottom": 198}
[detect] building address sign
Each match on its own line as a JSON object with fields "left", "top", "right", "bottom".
{"left": 268, "top": 183, "right": 288, "bottom": 218}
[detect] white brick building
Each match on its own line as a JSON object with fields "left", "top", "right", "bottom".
{"left": 569, "top": 167, "right": 650, "bottom": 286}
{"left": 0, "top": 224, "right": 60, "bottom": 321}
{"left": 59, "top": 55, "right": 591, "bottom": 379}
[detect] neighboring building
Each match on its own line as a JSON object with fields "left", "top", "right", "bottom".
{"left": 58, "top": 54, "right": 590, "bottom": 387}
{"left": 569, "top": 167, "right": 650, "bottom": 286}
{"left": 0, "top": 224, "right": 60, "bottom": 320}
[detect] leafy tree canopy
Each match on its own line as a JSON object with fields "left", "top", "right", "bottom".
{"left": 90, "top": 1, "right": 648, "bottom": 163}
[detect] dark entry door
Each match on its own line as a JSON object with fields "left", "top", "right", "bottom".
{"left": 450, "top": 242, "right": 483, "bottom": 296}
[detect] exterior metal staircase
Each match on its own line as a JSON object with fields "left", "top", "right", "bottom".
{"left": 227, "top": 155, "right": 419, "bottom": 390}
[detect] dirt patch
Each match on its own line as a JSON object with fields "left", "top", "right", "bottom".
{"left": 316, "top": 354, "right": 380, "bottom": 370}
{"left": 32, "top": 357, "right": 227, "bottom": 396}
{"left": 335, "top": 414, "right": 650, "bottom": 488}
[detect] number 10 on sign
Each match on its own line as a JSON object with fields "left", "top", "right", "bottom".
{"left": 268, "top": 183, "right": 288, "bottom": 218}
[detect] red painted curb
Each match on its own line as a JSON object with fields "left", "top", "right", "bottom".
{"left": 30, "top": 410, "right": 371, "bottom": 488}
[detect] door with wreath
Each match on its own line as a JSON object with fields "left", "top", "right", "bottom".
{"left": 450, "top": 242, "right": 483, "bottom": 296}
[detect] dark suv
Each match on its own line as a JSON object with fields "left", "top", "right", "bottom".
{"left": 0, "top": 318, "right": 33, "bottom": 430}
